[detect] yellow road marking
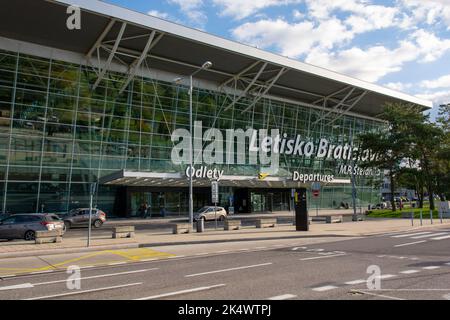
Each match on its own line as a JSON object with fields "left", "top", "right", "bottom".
{"left": 0, "top": 248, "right": 175, "bottom": 276}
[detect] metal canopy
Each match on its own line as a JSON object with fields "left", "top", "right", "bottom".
{"left": 0, "top": 0, "right": 432, "bottom": 118}
{"left": 100, "top": 171, "right": 351, "bottom": 188}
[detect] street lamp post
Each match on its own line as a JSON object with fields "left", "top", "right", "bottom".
{"left": 174, "top": 61, "right": 213, "bottom": 229}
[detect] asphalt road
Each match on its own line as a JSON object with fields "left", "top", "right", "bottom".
{"left": 0, "top": 225, "right": 449, "bottom": 300}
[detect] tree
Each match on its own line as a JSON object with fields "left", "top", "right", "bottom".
{"left": 357, "top": 103, "right": 417, "bottom": 211}
{"left": 406, "top": 111, "right": 444, "bottom": 210}
{"left": 434, "top": 104, "right": 450, "bottom": 199}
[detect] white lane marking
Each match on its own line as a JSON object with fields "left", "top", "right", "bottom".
{"left": 377, "top": 274, "right": 397, "bottom": 280}
{"left": 345, "top": 279, "right": 367, "bottom": 285}
{"left": 168, "top": 255, "right": 185, "bottom": 258}
{"left": 446, "top": 262, "right": 450, "bottom": 266}
{"left": 185, "top": 263, "right": 272, "bottom": 277}
{"left": 0, "top": 275, "right": 16, "bottom": 278}
{"left": 394, "top": 240, "right": 427, "bottom": 247}
{"left": 411, "top": 232, "right": 448, "bottom": 239}
{"left": 19, "top": 269, "right": 157, "bottom": 289}
{"left": 431, "top": 235, "right": 450, "bottom": 241}
{"left": 352, "top": 290, "right": 405, "bottom": 300}
{"left": 81, "top": 265, "right": 95, "bottom": 269}
{"left": 300, "top": 254, "right": 346, "bottom": 261}
{"left": 0, "top": 283, "right": 34, "bottom": 291}
{"left": 108, "top": 262, "right": 127, "bottom": 266}
{"left": 400, "top": 270, "right": 420, "bottom": 274}
{"left": 194, "top": 253, "right": 210, "bottom": 256}
{"left": 25, "top": 282, "right": 142, "bottom": 300}
{"left": 268, "top": 294, "right": 297, "bottom": 300}
{"left": 423, "top": 266, "right": 440, "bottom": 270}
{"left": 392, "top": 232, "right": 432, "bottom": 238}
{"left": 312, "top": 285, "right": 338, "bottom": 292}
{"left": 291, "top": 247, "right": 307, "bottom": 251}
{"left": 216, "top": 250, "right": 230, "bottom": 253}
{"left": 135, "top": 284, "right": 226, "bottom": 300}
{"left": 30, "top": 270, "right": 54, "bottom": 275}
{"left": 141, "top": 258, "right": 158, "bottom": 261}
{"left": 306, "top": 248, "right": 324, "bottom": 252}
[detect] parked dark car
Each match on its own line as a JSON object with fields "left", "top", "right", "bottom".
{"left": 0, "top": 214, "right": 65, "bottom": 241}
{"left": 61, "top": 208, "right": 106, "bottom": 229}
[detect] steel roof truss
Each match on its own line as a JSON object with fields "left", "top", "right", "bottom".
{"left": 327, "top": 91, "right": 368, "bottom": 126}
{"left": 223, "top": 62, "right": 268, "bottom": 112}
{"left": 313, "top": 87, "right": 356, "bottom": 125}
{"left": 118, "top": 31, "right": 161, "bottom": 95}
{"left": 92, "top": 22, "right": 127, "bottom": 90}
{"left": 242, "top": 67, "right": 288, "bottom": 113}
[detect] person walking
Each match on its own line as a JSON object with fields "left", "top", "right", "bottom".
{"left": 143, "top": 202, "right": 150, "bottom": 219}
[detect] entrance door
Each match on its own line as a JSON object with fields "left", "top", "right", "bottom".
{"left": 130, "top": 192, "right": 152, "bottom": 218}
{"left": 251, "top": 193, "right": 266, "bottom": 212}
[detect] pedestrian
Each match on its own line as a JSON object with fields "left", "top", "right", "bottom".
{"left": 139, "top": 203, "right": 145, "bottom": 218}
{"left": 143, "top": 202, "right": 149, "bottom": 219}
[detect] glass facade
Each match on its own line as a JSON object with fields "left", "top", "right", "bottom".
{"left": 0, "top": 49, "right": 382, "bottom": 217}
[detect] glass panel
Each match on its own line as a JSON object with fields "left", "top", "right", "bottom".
{"left": 5, "top": 182, "right": 39, "bottom": 213}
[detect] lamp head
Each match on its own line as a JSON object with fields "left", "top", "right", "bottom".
{"left": 202, "top": 61, "right": 213, "bottom": 69}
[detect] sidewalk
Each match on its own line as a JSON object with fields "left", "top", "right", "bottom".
{"left": 104, "top": 209, "right": 357, "bottom": 226}
{"left": 0, "top": 218, "right": 448, "bottom": 259}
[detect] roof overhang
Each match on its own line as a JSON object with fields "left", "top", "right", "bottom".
{"left": 0, "top": 0, "right": 433, "bottom": 119}
{"left": 100, "top": 171, "right": 351, "bottom": 188}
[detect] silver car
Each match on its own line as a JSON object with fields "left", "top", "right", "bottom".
{"left": 0, "top": 214, "right": 66, "bottom": 241}
{"left": 61, "top": 208, "right": 107, "bottom": 229}
{"left": 194, "top": 206, "right": 227, "bottom": 221}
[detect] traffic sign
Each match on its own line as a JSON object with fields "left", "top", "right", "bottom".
{"left": 311, "top": 182, "right": 321, "bottom": 197}
{"left": 211, "top": 180, "right": 219, "bottom": 203}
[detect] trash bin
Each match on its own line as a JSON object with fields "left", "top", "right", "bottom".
{"left": 197, "top": 218, "right": 204, "bottom": 233}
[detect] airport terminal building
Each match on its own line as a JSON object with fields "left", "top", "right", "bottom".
{"left": 0, "top": 0, "right": 431, "bottom": 217}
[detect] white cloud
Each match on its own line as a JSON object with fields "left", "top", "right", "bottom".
{"left": 421, "top": 74, "right": 450, "bottom": 89}
{"left": 292, "top": 9, "right": 304, "bottom": 21}
{"left": 167, "top": 0, "right": 206, "bottom": 26}
{"left": 399, "top": 0, "right": 450, "bottom": 29}
{"left": 417, "top": 90, "right": 450, "bottom": 106}
{"left": 147, "top": 10, "right": 170, "bottom": 20}
{"left": 213, "top": 0, "right": 302, "bottom": 20}
{"left": 384, "top": 82, "right": 413, "bottom": 92}
{"left": 232, "top": 18, "right": 353, "bottom": 58}
{"left": 303, "top": 0, "right": 399, "bottom": 32}
{"left": 411, "top": 29, "right": 450, "bottom": 62}
{"left": 305, "top": 41, "right": 418, "bottom": 82}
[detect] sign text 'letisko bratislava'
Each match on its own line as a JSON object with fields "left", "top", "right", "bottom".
{"left": 171, "top": 121, "right": 379, "bottom": 181}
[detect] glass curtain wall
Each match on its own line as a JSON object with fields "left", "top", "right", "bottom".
{"left": 0, "top": 49, "right": 382, "bottom": 215}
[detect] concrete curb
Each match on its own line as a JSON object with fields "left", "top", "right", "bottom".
{"left": 0, "top": 243, "right": 139, "bottom": 259}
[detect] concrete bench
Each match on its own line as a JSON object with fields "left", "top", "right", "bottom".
{"left": 256, "top": 218, "right": 277, "bottom": 228}
{"left": 35, "top": 230, "right": 63, "bottom": 244}
{"left": 173, "top": 223, "right": 191, "bottom": 234}
{"left": 224, "top": 219, "right": 241, "bottom": 231}
{"left": 112, "top": 226, "right": 135, "bottom": 239}
{"left": 325, "top": 215, "right": 343, "bottom": 223}
{"left": 342, "top": 215, "right": 365, "bottom": 222}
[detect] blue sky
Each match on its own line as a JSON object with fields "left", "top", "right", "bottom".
{"left": 104, "top": 0, "right": 450, "bottom": 119}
